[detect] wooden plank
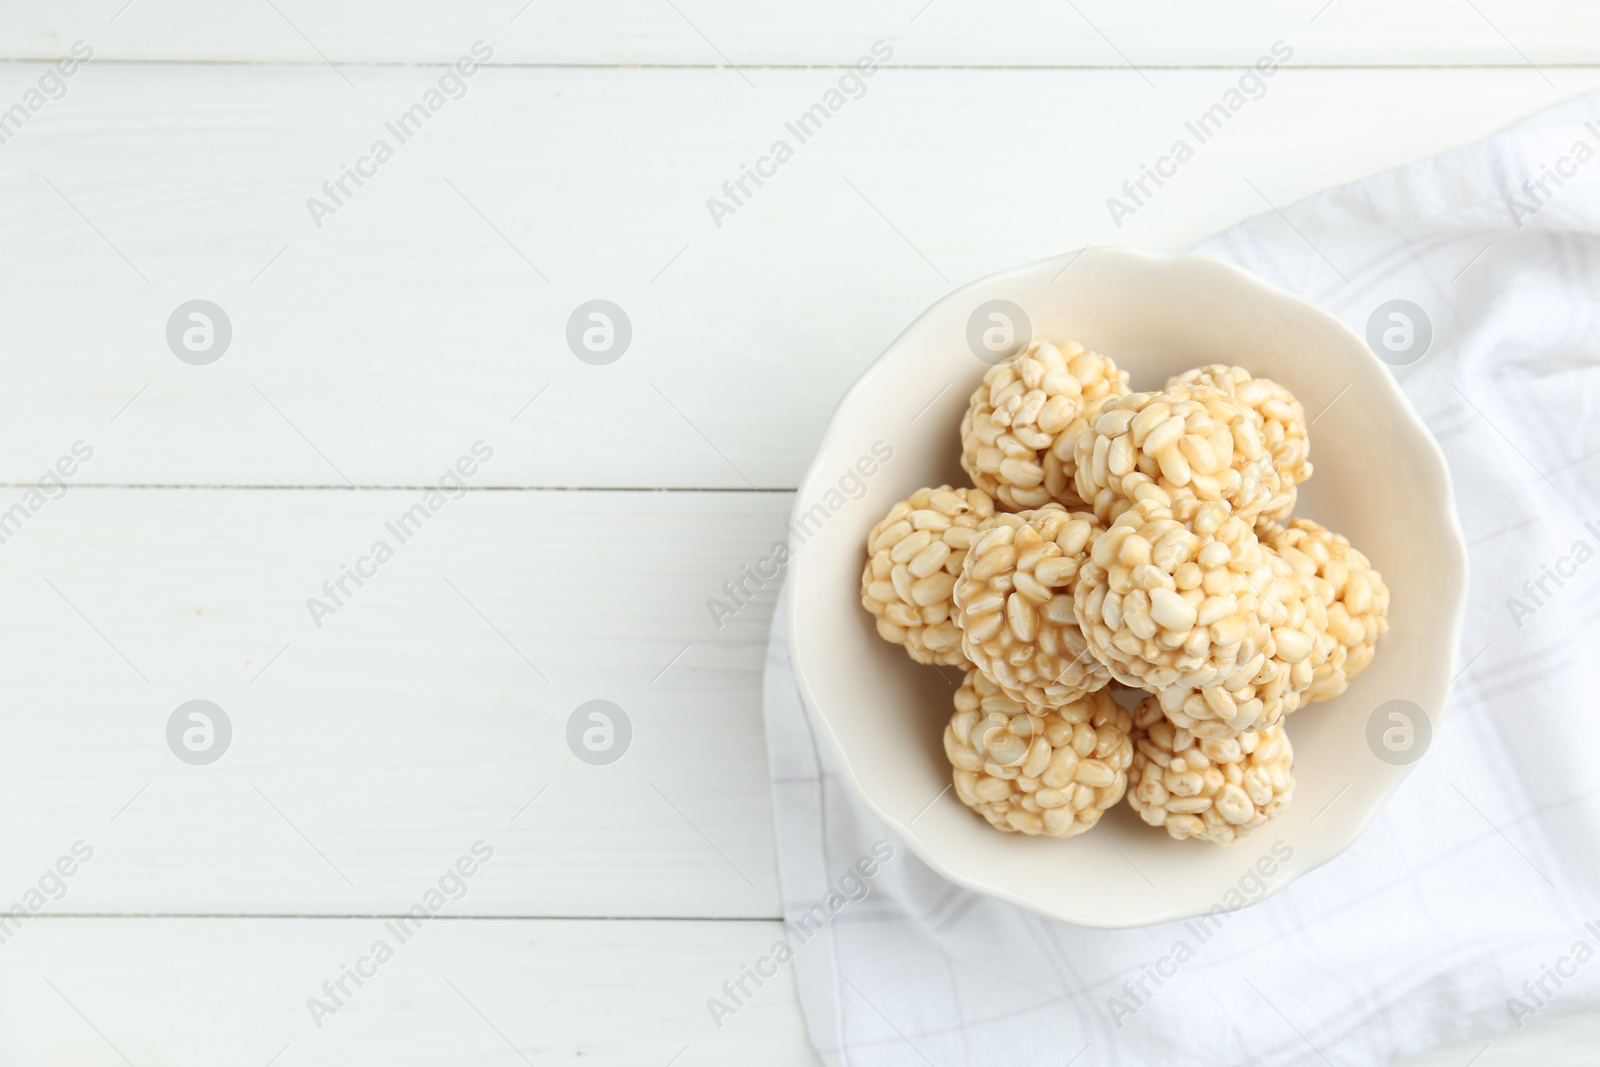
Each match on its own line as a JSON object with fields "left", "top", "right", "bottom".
{"left": 2, "top": 0, "right": 1600, "bottom": 66}
{"left": 0, "top": 63, "right": 1592, "bottom": 488}
{"left": 0, "top": 916, "right": 821, "bottom": 1065}
{"left": 0, "top": 486, "right": 794, "bottom": 917}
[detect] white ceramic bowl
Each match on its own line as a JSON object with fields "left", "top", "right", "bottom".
{"left": 788, "top": 247, "right": 1467, "bottom": 928}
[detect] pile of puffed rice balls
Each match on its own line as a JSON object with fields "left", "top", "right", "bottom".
{"left": 860, "top": 340, "right": 1389, "bottom": 846}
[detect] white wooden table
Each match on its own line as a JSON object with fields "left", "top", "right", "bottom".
{"left": 1, "top": 4, "right": 1598, "bottom": 1063}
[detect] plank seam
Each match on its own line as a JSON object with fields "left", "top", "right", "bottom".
{"left": 0, "top": 483, "right": 797, "bottom": 493}
{"left": 5, "top": 58, "right": 1600, "bottom": 71}
{"left": 14, "top": 912, "right": 785, "bottom": 922}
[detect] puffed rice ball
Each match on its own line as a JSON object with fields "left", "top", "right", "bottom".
{"left": 952, "top": 505, "right": 1112, "bottom": 706}
{"left": 1127, "top": 696, "right": 1294, "bottom": 844}
{"left": 1260, "top": 518, "right": 1389, "bottom": 702}
{"left": 1073, "top": 386, "right": 1282, "bottom": 527}
{"left": 959, "top": 339, "right": 1130, "bottom": 511}
{"left": 1073, "top": 499, "right": 1326, "bottom": 734}
{"left": 1167, "top": 365, "right": 1311, "bottom": 521}
{"left": 861, "top": 486, "right": 997, "bottom": 666}
{"left": 946, "top": 669, "right": 1133, "bottom": 838}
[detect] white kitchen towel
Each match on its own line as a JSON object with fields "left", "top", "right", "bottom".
{"left": 764, "top": 90, "right": 1600, "bottom": 1067}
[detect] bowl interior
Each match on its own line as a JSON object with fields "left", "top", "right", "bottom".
{"left": 788, "top": 247, "right": 1466, "bottom": 928}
